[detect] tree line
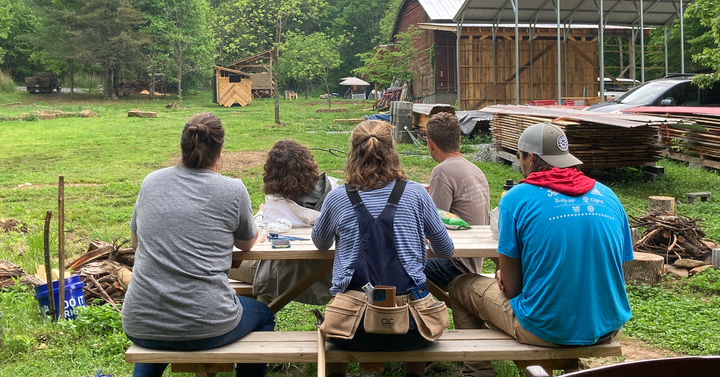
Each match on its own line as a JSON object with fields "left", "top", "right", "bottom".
{"left": 0, "top": 0, "right": 403, "bottom": 108}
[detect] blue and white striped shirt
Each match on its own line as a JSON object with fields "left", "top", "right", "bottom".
{"left": 312, "top": 180, "right": 454, "bottom": 296}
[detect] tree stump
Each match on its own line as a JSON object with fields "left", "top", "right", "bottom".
{"left": 648, "top": 196, "right": 675, "bottom": 214}
{"left": 623, "top": 252, "right": 665, "bottom": 286}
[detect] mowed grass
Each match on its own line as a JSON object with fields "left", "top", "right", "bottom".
{"left": 1, "top": 90, "right": 720, "bottom": 376}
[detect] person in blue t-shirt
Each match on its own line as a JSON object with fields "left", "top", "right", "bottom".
{"left": 448, "top": 122, "right": 633, "bottom": 377}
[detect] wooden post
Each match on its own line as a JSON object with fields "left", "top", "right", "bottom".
{"left": 648, "top": 196, "right": 675, "bottom": 214}
{"left": 58, "top": 176, "right": 65, "bottom": 320}
{"left": 713, "top": 249, "right": 720, "bottom": 269}
{"left": 43, "top": 211, "right": 55, "bottom": 321}
{"left": 317, "top": 329, "right": 326, "bottom": 377}
{"left": 623, "top": 252, "right": 665, "bottom": 286}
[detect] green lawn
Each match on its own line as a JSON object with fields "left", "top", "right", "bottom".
{"left": 1, "top": 91, "right": 719, "bottom": 376}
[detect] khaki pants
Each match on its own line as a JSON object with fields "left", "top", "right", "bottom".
{"left": 228, "top": 260, "right": 272, "bottom": 305}
{"left": 449, "top": 274, "right": 555, "bottom": 377}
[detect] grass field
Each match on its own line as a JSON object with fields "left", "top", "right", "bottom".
{"left": 1, "top": 91, "right": 720, "bottom": 377}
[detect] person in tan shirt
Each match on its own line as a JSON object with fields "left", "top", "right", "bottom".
{"left": 424, "top": 112, "right": 490, "bottom": 288}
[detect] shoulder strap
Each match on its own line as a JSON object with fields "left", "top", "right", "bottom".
{"left": 346, "top": 180, "right": 407, "bottom": 206}
{"left": 345, "top": 184, "right": 363, "bottom": 206}
{"left": 387, "top": 180, "right": 407, "bottom": 205}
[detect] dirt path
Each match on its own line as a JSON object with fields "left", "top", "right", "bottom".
{"left": 585, "top": 338, "right": 682, "bottom": 369}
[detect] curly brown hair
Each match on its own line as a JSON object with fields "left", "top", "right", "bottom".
{"left": 345, "top": 120, "right": 407, "bottom": 191}
{"left": 263, "top": 140, "right": 321, "bottom": 199}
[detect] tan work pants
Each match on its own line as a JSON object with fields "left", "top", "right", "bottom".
{"left": 449, "top": 274, "right": 555, "bottom": 377}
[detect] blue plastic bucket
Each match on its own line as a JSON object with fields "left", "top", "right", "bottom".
{"left": 34, "top": 275, "right": 86, "bottom": 320}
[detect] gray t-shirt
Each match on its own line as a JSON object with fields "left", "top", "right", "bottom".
{"left": 429, "top": 156, "right": 490, "bottom": 274}
{"left": 123, "top": 166, "right": 256, "bottom": 341}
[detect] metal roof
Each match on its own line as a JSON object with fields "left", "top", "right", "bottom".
{"left": 418, "top": 0, "right": 464, "bottom": 21}
{"left": 453, "top": 0, "right": 693, "bottom": 27}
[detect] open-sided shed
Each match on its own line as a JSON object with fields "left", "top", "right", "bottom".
{"left": 213, "top": 66, "right": 254, "bottom": 107}
{"left": 226, "top": 49, "right": 274, "bottom": 98}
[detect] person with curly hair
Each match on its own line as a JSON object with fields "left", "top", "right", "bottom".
{"left": 229, "top": 140, "right": 338, "bottom": 305}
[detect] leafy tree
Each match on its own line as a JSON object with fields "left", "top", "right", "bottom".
{"left": 225, "top": 0, "right": 325, "bottom": 124}
{"left": 687, "top": 0, "right": 720, "bottom": 87}
{"left": 280, "top": 31, "right": 342, "bottom": 107}
{"left": 0, "top": 0, "right": 38, "bottom": 79}
{"left": 354, "top": 25, "right": 424, "bottom": 87}
{"left": 146, "top": 0, "right": 215, "bottom": 107}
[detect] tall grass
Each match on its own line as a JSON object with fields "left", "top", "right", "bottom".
{"left": 0, "top": 71, "right": 17, "bottom": 93}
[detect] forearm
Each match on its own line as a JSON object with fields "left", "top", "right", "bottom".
{"left": 234, "top": 229, "right": 259, "bottom": 251}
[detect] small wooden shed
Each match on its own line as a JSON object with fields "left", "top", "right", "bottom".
{"left": 213, "top": 66, "right": 254, "bottom": 107}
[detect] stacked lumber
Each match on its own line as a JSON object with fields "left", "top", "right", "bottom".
{"left": 67, "top": 240, "right": 134, "bottom": 307}
{"left": 626, "top": 107, "right": 720, "bottom": 164}
{"left": 484, "top": 105, "right": 689, "bottom": 169}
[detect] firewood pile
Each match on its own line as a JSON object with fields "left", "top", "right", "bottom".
{"left": 252, "top": 89, "right": 272, "bottom": 98}
{"left": 630, "top": 209, "right": 714, "bottom": 269}
{"left": 67, "top": 239, "right": 134, "bottom": 308}
{"left": 0, "top": 260, "right": 44, "bottom": 289}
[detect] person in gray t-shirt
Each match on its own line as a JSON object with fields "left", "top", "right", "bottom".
{"left": 122, "top": 113, "right": 275, "bottom": 377}
{"left": 424, "top": 112, "right": 491, "bottom": 287}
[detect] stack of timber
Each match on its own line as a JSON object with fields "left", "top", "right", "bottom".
{"left": 484, "top": 105, "right": 689, "bottom": 169}
{"left": 0, "top": 260, "right": 44, "bottom": 289}
{"left": 625, "top": 107, "right": 720, "bottom": 170}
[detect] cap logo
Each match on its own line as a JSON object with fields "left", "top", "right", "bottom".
{"left": 557, "top": 135, "right": 569, "bottom": 152}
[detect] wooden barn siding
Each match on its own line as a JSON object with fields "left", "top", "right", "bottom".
{"left": 216, "top": 75, "right": 253, "bottom": 107}
{"left": 459, "top": 37, "right": 598, "bottom": 109}
{"left": 434, "top": 31, "right": 456, "bottom": 94}
{"left": 395, "top": 0, "right": 434, "bottom": 99}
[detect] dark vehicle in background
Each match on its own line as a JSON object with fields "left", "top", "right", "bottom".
{"left": 587, "top": 74, "right": 720, "bottom": 113}
{"left": 24, "top": 72, "right": 62, "bottom": 93}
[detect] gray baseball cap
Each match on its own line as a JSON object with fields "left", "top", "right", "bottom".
{"left": 517, "top": 123, "right": 582, "bottom": 168}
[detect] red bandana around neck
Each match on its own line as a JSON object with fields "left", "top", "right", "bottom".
{"left": 519, "top": 167, "right": 596, "bottom": 196}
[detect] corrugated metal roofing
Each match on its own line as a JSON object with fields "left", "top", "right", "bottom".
{"left": 454, "top": 0, "right": 693, "bottom": 27}
{"left": 418, "top": 0, "right": 465, "bottom": 21}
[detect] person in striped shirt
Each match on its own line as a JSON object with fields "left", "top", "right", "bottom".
{"left": 312, "top": 120, "right": 454, "bottom": 377}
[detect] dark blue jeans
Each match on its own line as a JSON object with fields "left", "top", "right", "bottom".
{"left": 424, "top": 258, "right": 463, "bottom": 288}
{"left": 126, "top": 296, "right": 276, "bottom": 377}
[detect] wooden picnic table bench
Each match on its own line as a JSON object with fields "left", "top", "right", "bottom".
{"left": 231, "top": 226, "right": 499, "bottom": 313}
{"left": 126, "top": 329, "right": 623, "bottom": 377}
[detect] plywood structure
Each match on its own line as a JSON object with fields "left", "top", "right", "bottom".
{"left": 214, "top": 66, "right": 253, "bottom": 107}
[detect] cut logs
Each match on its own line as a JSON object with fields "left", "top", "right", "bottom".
{"left": 648, "top": 196, "right": 676, "bottom": 215}
{"left": 67, "top": 239, "right": 134, "bottom": 307}
{"left": 128, "top": 111, "right": 157, "bottom": 118}
{"left": 623, "top": 252, "right": 665, "bottom": 286}
{"left": 630, "top": 209, "right": 712, "bottom": 264}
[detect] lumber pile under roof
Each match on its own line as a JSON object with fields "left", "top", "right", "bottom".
{"left": 624, "top": 107, "right": 720, "bottom": 164}
{"left": 483, "top": 105, "right": 691, "bottom": 169}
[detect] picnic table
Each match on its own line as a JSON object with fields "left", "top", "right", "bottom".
{"left": 231, "top": 225, "right": 499, "bottom": 313}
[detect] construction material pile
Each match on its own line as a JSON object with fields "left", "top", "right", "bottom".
{"left": 630, "top": 209, "right": 714, "bottom": 272}
{"left": 626, "top": 107, "right": 720, "bottom": 167}
{"left": 484, "top": 105, "right": 690, "bottom": 168}
{"left": 67, "top": 240, "right": 134, "bottom": 307}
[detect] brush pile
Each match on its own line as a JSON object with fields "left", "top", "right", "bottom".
{"left": 67, "top": 239, "right": 134, "bottom": 308}
{"left": 0, "top": 260, "right": 43, "bottom": 289}
{"left": 630, "top": 209, "right": 715, "bottom": 275}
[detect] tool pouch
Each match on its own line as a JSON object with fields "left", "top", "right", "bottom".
{"left": 408, "top": 294, "right": 450, "bottom": 341}
{"left": 319, "top": 290, "right": 366, "bottom": 339}
{"left": 363, "top": 302, "right": 410, "bottom": 335}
